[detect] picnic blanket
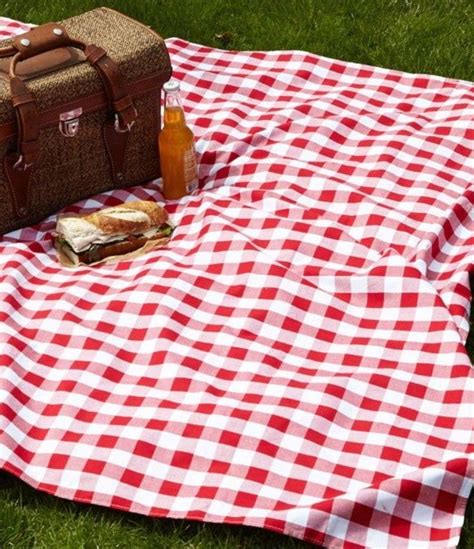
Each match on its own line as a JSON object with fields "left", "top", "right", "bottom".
{"left": 0, "top": 16, "right": 473, "bottom": 549}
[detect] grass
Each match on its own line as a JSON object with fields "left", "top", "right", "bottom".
{"left": 0, "top": 1, "right": 473, "bottom": 547}
{"left": 2, "top": 0, "right": 474, "bottom": 80}
{"left": 0, "top": 474, "right": 315, "bottom": 549}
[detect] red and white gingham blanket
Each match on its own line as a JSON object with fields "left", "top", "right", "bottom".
{"left": 0, "top": 16, "right": 473, "bottom": 549}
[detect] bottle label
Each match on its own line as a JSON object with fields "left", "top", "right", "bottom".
{"left": 184, "top": 145, "right": 198, "bottom": 195}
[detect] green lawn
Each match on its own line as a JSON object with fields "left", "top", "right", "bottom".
{"left": 1, "top": 1, "right": 473, "bottom": 547}
{"left": 3, "top": 0, "right": 474, "bottom": 80}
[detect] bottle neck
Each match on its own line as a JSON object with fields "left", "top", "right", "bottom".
{"left": 164, "top": 89, "right": 185, "bottom": 126}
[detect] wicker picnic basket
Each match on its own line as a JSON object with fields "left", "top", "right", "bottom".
{"left": 0, "top": 8, "right": 172, "bottom": 234}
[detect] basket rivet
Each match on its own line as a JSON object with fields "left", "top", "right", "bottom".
{"left": 18, "top": 207, "right": 28, "bottom": 217}
{"left": 20, "top": 38, "right": 30, "bottom": 47}
{"left": 116, "top": 172, "right": 123, "bottom": 180}
{"left": 53, "top": 28, "right": 63, "bottom": 36}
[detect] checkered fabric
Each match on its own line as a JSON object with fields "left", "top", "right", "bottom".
{"left": 0, "top": 15, "right": 473, "bottom": 549}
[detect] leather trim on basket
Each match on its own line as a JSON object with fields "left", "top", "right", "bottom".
{"left": 0, "top": 71, "right": 169, "bottom": 141}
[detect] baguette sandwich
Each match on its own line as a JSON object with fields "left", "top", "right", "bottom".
{"left": 54, "top": 200, "right": 173, "bottom": 266}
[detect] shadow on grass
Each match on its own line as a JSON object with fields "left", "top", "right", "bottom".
{"left": 1, "top": 470, "right": 473, "bottom": 548}
{"left": 0, "top": 471, "right": 316, "bottom": 549}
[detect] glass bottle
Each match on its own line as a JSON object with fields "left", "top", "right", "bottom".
{"left": 159, "top": 79, "right": 198, "bottom": 200}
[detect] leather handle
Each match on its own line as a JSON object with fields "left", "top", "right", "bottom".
{"left": 11, "top": 23, "right": 73, "bottom": 62}
{"left": 7, "top": 22, "right": 137, "bottom": 168}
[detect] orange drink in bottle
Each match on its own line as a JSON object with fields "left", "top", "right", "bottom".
{"left": 159, "top": 79, "right": 198, "bottom": 199}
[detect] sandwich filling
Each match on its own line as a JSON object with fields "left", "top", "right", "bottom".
{"left": 54, "top": 201, "right": 173, "bottom": 265}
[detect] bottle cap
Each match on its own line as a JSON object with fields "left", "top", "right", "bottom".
{"left": 163, "top": 79, "right": 180, "bottom": 92}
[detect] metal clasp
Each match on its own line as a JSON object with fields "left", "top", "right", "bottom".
{"left": 59, "top": 107, "right": 82, "bottom": 137}
{"left": 114, "top": 109, "right": 137, "bottom": 133}
{"left": 13, "top": 154, "right": 32, "bottom": 170}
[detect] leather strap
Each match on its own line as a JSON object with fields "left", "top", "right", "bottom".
{"left": 2, "top": 22, "right": 138, "bottom": 218}
{"left": 103, "top": 120, "right": 129, "bottom": 183}
{"left": 84, "top": 45, "right": 137, "bottom": 131}
{"left": 4, "top": 76, "right": 38, "bottom": 218}
{"left": 9, "top": 76, "right": 40, "bottom": 167}
{"left": 4, "top": 154, "right": 34, "bottom": 218}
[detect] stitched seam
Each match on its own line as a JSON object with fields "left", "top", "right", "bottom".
{"left": 102, "top": 122, "right": 116, "bottom": 176}
{"left": 106, "top": 125, "right": 118, "bottom": 175}
{"left": 121, "top": 125, "right": 129, "bottom": 182}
